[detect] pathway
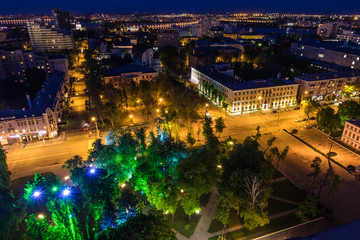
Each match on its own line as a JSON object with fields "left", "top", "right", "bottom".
{"left": 189, "top": 187, "right": 219, "bottom": 240}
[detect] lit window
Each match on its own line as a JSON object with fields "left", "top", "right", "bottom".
{"left": 344, "top": 55, "right": 347, "bottom": 58}
{"left": 352, "top": 61, "right": 355, "bottom": 65}
{"left": 318, "top": 54, "right": 324, "bottom": 58}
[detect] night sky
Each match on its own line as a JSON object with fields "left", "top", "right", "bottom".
{"left": 0, "top": 0, "right": 359, "bottom": 14}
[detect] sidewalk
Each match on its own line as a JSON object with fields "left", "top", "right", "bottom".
{"left": 189, "top": 187, "right": 219, "bottom": 240}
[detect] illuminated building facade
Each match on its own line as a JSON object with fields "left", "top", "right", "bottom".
{"left": 104, "top": 65, "right": 157, "bottom": 87}
{"left": 190, "top": 66, "right": 299, "bottom": 114}
{"left": 0, "top": 71, "right": 66, "bottom": 144}
{"left": 342, "top": 120, "right": 360, "bottom": 150}
{"left": 294, "top": 71, "right": 360, "bottom": 101}
{"left": 26, "top": 20, "right": 75, "bottom": 52}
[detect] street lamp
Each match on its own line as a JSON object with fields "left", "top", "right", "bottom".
{"left": 38, "top": 214, "right": 44, "bottom": 219}
{"left": 91, "top": 117, "right": 99, "bottom": 139}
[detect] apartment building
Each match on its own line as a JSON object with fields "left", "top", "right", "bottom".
{"left": 190, "top": 66, "right": 299, "bottom": 114}
{"left": 157, "top": 30, "right": 179, "bottom": 48}
{"left": 341, "top": 120, "right": 360, "bottom": 150}
{"left": 290, "top": 40, "right": 360, "bottom": 69}
{"left": 104, "top": 65, "right": 157, "bottom": 87}
{"left": 0, "top": 49, "right": 68, "bottom": 81}
{"left": 0, "top": 71, "right": 66, "bottom": 145}
{"left": 294, "top": 71, "right": 360, "bottom": 101}
{"left": 26, "top": 20, "right": 75, "bottom": 52}
{"left": 337, "top": 30, "right": 360, "bottom": 45}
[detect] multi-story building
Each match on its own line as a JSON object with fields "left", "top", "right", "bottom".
{"left": 341, "top": 120, "right": 360, "bottom": 150}
{"left": 317, "top": 22, "right": 339, "bottom": 38}
{"left": 190, "top": 66, "right": 299, "bottom": 114}
{"left": 52, "top": 9, "right": 72, "bottom": 32}
{"left": 0, "top": 49, "right": 68, "bottom": 82}
{"left": 294, "top": 71, "right": 360, "bottom": 101}
{"left": 133, "top": 45, "right": 162, "bottom": 72}
{"left": 157, "top": 30, "right": 179, "bottom": 48}
{"left": 0, "top": 31, "right": 6, "bottom": 42}
{"left": 337, "top": 30, "right": 360, "bottom": 45}
{"left": 104, "top": 65, "right": 157, "bottom": 88}
{"left": 0, "top": 71, "right": 66, "bottom": 145}
{"left": 26, "top": 20, "right": 75, "bottom": 52}
{"left": 290, "top": 40, "right": 360, "bottom": 69}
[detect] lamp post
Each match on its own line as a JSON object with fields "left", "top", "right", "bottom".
{"left": 91, "top": 117, "right": 99, "bottom": 139}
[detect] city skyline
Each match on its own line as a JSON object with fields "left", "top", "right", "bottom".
{"left": 0, "top": 0, "right": 359, "bottom": 15}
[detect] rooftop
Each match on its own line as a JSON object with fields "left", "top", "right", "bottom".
{"left": 346, "top": 119, "right": 360, "bottom": 128}
{"left": 295, "top": 71, "right": 360, "bottom": 82}
{"left": 105, "top": 65, "right": 156, "bottom": 77}
{"left": 194, "top": 67, "right": 298, "bottom": 91}
{"left": 0, "top": 71, "right": 65, "bottom": 120}
{"left": 294, "top": 39, "right": 360, "bottom": 56}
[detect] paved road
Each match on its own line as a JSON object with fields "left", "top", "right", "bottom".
{"left": 6, "top": 132, "right": 92, "bottom": 180}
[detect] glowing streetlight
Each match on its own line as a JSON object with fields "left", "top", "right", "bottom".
{"left": 52, "top": 187, "right": 58, "bottom": 192}
{"left": 156, "top": 109, "right": 160, "bottom": 113}
{"left": 33, "top": 191, "right": 41, "bottom": 198}
{"left": 121, "top": 183, "right": 126, "bottom": 188}
{"left": 229, "top": 141, "right": 234, "bottom": 145}
{"left": 258, "top": 96, "right": 262, "bottom": 100}
{"left": 159, "top": 98, "right": 163, "bottom": 103}
{"left": 205, "top": 103, "right": 209, "bottom": 107}
{"left": 129, "top": 114, "right": 133, "bottom": 119}
{"left": 195, "top": 210, "right": 200, "bottom": 214}
{"left": 89, "top": 168, "right": 96, "bottom": 174}
{"left": 91, "top": 117, "right": 99, "bottom": 139}
{"left": 62, "top": 188, "right": 71, "bottom": 197}
{"left": 64, "top": 176, "right": 70, "bottom": 180}
{"left": 180, "top": 189, "right": 184, "bottom": 193}
{"left": 38, "top": 214, "right": 44, "bottom": 219}
{"left": 217, "top": 165, "right": 222, "bottom": 169}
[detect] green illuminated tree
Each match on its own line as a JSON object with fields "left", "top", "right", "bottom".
{"left": 302, "top": 98, "right": 320, "bottom": 119}
{"left": 96, "top": 213, "right": 176, "bottom": 240}
{"left": 295, "top": 194, "right": 319, "bottom": 222}
{"left": 0, "top": 146, "right": 26, "bottom": 240}
{"left": 337, "top": 100, "right": 360, "bottom": 126}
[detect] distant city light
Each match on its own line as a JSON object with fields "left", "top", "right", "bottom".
{"left": 52, "top": 187, "right": 58, "bottom": 192}
{"left": 64, "top": 176, "right": 70, "bottom": 180}
{"left": 89, "top": 168, "right": 96, "bottom": 174}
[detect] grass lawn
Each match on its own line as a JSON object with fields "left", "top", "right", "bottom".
{"left": 208, "top": 209, "right": 242, "bottom": 233}
{"left": 267, "top": 198, "right": 298, "bottom": 216}
{"left": 168, "top": 204, "right": 201, "bottom": 238}
{"left": 272, "top": 180, "right": 306, "bottom": 203}
{"left": 209, "top": 213, "right": 300, "bottom": 240}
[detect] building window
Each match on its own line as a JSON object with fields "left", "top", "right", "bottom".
{"left": 344, "top": 55, "right": 347, "bottom": 58}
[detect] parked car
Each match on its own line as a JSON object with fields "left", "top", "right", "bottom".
{"left": 291, "top": 129, "right": 298, "bottom": 134}
{"left": 294, "top": 106, "right": 300, "bottom": 110}
{"left": 304, "top": 124, "right": 312, "bottom": 129}
{"left": 83, "top": 126, "right": 89, "bottom": 131}
{"left": 327, "top": 152, "right": 337, "bottom": 157}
